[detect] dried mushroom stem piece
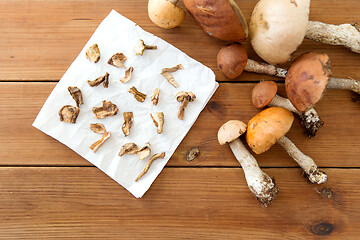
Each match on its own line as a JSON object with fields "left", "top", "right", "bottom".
{"left": 88, "top": 72, "right": 109, "bottom": 88}
{"left": 59, "top": 105, "right": 79, "bottom": 123}
{"left": 108, "top": 53, "right": 127, "bottom": 69}
{"left": 176, "top": 91, "right": 196, "bottom": 120}
{"left": 129, "top": 86, "right": 147, "bottom": 102}
{"left": 135, "top": 152, "right": 166, "bottom": 182}
{"left": 120, "top": 67, "right": 134, "bottom": 83}
{"left": 161, "top": 64, "right": 183, "bottom": 87}
{"left": 90, "top": 123, "right": 106, "bottom": 134}
{"left": 92, "top": 100, "right": 119, "bottom": 119}
{"left": 122, "top": 112, "right": 133, "bottom": 137}
{"left": 67, "top": 86, "right": 84, "bottom": 107}
{"left": 150, "top": 112, "right": 164, "bottom": 134}
{"left": 119, "top": 143, "right": 139, "bottom": 157}
{"left": 138, "top": 143, "right": 151, "bottom": 160}
{"left": 86, "top": 43, "right": 100, "bottom": 63}
{"left": 90, "top": 132, "right": 111, "bottom": 153}
{"left": 151, "top": 88, "right": 160, "bottom": 105}
{"left": 135, "top": 39, "right": 157, "bottom": 56}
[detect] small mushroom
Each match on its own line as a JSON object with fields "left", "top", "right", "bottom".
{"left": 90, "top": 132, "right": 111, "bottom": 153}
{"left": 150, "top": 112, "right": 164, "bottom": 134}
{"left": 118, "top": 142, "right": 139, "bottom": 157}
{"left": 90, "top": 123, "right": 106, "bottom": 134}
{"left": 67, "top": 86, "right": 84, "bottom": 107}
{"left": 129, "top": 86, "right": 147, "bottom": 102}
{"left": 135, "top": 39, "right": 157, "bottom": 55}
{"left": 148, "top": 0, "right": 185, "bottom": 29}
{"left": 92, "top": 100, "right": 118, "bottom": 119}
{"left": 120, "top": 67, "right": 134, "bottom": 83}
{"left": 151, "top": 88, "right": 160, "bottom": 105}
{"left": 86, "top": 43, "right": 100, "bottom": 63}
{"left": 252, "top": 81, "right": 323, "bottom": 137}
{"left": 108, "top": 53, "right": 127, "bottom": 68}
{"left": 161, "top": 64, "right": 183, "bottom": 88}
{"left": 59, "top": 105, "right": 79, "bottom": 123}
{"left": 218, "top": 120, "right": 278, "bottom": 207}
{"left": 135, "top": 152, "right": 166, "bottom": 182}
{"left": 88, "top": 72, "right": 109, "bottom": 88}
{"left": 246, "top": 107, "right": 327, "bottom": 184}
{"left": 176, "top": 91, "right": 196, "bottom": 120}
{"left": 137, "top": 143, "right": 151, "bottom": 160}
{"left": 122, "top": 112, "right": 133, "bottom": 137}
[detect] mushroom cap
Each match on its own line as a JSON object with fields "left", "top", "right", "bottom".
{"left": 249, "top": 0, "right": 310, "bottom": 65}
{"left": 252, "top": 81, "right": 278, "bottom": 108}
{"left": 176, "top": 91, "right": 196, "bottom": 102}
{"left": 148, "top": 0, "right": 185, "bottom": 29}
{"left": 218, "top": 120, "right": 247, "bottom": 145}
{"left": 285, "top": 52, "right": 331, "bottom": 112}
{"left": 246, "top": 107, "right": 294, "bottom": 154}
{"left": 217, "top": 43, "right": 248, "bottom": 79}
{"left": 183, "top": 0, "right": 248, "bottom": 42}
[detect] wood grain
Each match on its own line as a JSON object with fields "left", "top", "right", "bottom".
{"left": 0, "top": 167, "right": 359, "bottom": 239}
{"left": 0, "top": 0, "right": 359, "bottom": 81}
{"left": 1, "top": 82, "right": 359, "bottom": 167}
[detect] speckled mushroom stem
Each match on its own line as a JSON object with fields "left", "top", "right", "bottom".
{"left": 269, "top": 94, "right": 324, "bottom": 138}
{"left": 327, "top": 77, "right": 360, "bottom": 94}
{"left": 245, "top": 59, "right": 288, "bottom": 78}
{"left": 229, "top": 139, "right": 279, "bottom": 207}
{"left": 277, "top": 136, "right": 327, "bottom": 184}
{"left": 306, "top": 21, "right": 360, "bottom": 54}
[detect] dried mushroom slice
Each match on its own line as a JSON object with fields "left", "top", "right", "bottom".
{"left": 86, "top": 43, "right": 100, "bottom": 63}
{"left": 135, "top": 39, "right": 157, "bottom": 56}
{"left": 161, "top": 64, "right": 183, "bottom": 88}
{"left": 119, "top": 142, "right": 139, "bottom": 157}
{"left": 150, "top": 112, "right": 164, "bottom": 134}
{"left": 90, "top": 132, "right": 111, "bottom": 153}
{"left": 90, "top": 123, "right": 106, "bottom": 134}
{"left": 68, "top": 86, "right": 83, "bottom": 107}
{"left": 88, "top": 72, "right": 109, "bottom": 88}
{"left": 59, "top": 105, "right": 79, "bottom": 123}
{"left": 137, "top": 143, "right": 151, "bottom": 160}
{"left": 120, "top": 67, "right": 134, "bottom": 83}
{"left": 108, "top": 53, "right": 127, "bottom": 68}
{"left": 122, "top": 112, "right": 133, "bottom": 137}
{"left": 151, "top": 88, "right": 160, "bottom": 105}
{"left": 135, "top": 152, "right": 166, "bottom": 182}
{"left": 92, "top": 100, "right": 118, "bottom": 119}
{"left": 129, "top": 86, "right": 147, "bottom": 102}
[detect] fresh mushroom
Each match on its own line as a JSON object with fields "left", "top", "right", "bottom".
{"left": 148, "top": 0, "right": 185, "bottom": 29}
{"left": 150, "top": 112, "right": 164, "bottom": 134}
{"left": 135, "top": 39, "right": 157, "bottom": 56}
{"left": 122, "top": 112, "right": 133, "bottom": 137}
{"left": 218, "top": 120, "right": 278, "bottom": 207}
{"left": 246, "top": 107, "right": 327, "bottom": 184}
{"left": 176, "top": 91, "right": 196, "bottom": 120}
{"left": 252, "top": 81, "right": 323, "bottom": 137}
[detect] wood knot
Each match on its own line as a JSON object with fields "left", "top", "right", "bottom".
{"left": 310, "top": 222, "right": 334, "bottom": 236}
{"left": 207, "top": 101, "right": 227, "bottom": 117}
{"left": 186, "top": 147, "right": 200, "bottom": 162}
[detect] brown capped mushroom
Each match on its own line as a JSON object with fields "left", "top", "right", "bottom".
{"left": 90, "top": 123, "right": 106, "bottom": 134}
{"left": 246, "top": 107, "right": 327, "bottom": 184}
{"left": 67, "top": 86, "right": 84, "bottom": 107}
{"left": 86, "top": 44, "right": 100, "bottom": 63}
{"left": 120, "top": 67, "right": 134, "bottom": 83}
{"left": 59, "top": 105, "right": 79, "bottom": 123}
{"left": 108, "top": 53, "right": 127, "bottom": 68}
{"left": 150, "top": 112, "right": 164, "bottom": 134}
{"left": 151, "top": 88, "right": 160, "bottom": 105}
{"left": 118, "top": 143, "right": 139, "bottom": 157}
{"left": 135, "top": 152, "right": 166, "bottom": 182}
{"left": 148, "top": 0, "right": 185, "bottom": 29}
{"left": 161, "top": 64, "right": 183, "bottom": 88}
{"left": 90, "top": 132, "right": 111, "bottom": 153}
{"left": 129, "top": 86, "right": 147, "bottom": 102}
{"left": 135, "top": 39, "right": 157, "bottom": 56}
{"left": 92, "top": 100, "right": 118, "bottom": 119}
{"left": 176, "top": 91, "right": 196, "bottom": 120}
{"left": 122, "top": 112, "right": 133, "bottom": 137}
{"left": 137, "top": 143, "right": 151, "bottom": 160}
{"left": 218, "top": 120, "right": 278, "bottom": 207}
{"left": 88, "top": 72, "right": 109, "bottom": 88}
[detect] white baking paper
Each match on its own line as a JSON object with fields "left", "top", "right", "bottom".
{"left": 33, "top": 10, "right": 218, "bottom": 198}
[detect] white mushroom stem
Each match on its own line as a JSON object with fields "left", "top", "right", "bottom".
{"left": 327, "top": 77, "right": 360, "bottom": 94}
{"left": 170, "top": 0, "right": 179, "bottom": 4}
{"left": 268, "top": 94, "right": 299, "bottom": 114}
{"left": 229, "top": 139, "right": 278, "bottom": 207}
{"left": 306, "top": 21, "right": 360, "bottom": 54}
{"left": 277, "top": 136, "right": 327, "bottom": 184}
{"left": 245, "top": 59, "right": 287, "bottom": 78}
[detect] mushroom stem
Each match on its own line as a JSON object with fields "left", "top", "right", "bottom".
{"left": 268, "top": 94, "right": 299, "bottom": 114}
{"left": 229, "top": 139, "right": 279, "bottom": 207}
{"left": 245, "top": 59, "right": 287, "bottom": 78}
{"left": 327, "top": 77, "right": 360, "bottom": 94}
{"left": 170, "top": 0, "right": 179, "bottom": 5}
{"left": 277, "top": 136, "right": 327, "bottom": 184}
{"left": 306, "top": 21, "right": 360, "bottom": 54}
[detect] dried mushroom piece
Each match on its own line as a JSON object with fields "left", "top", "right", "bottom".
{"left": 122, "top": 112, "right": 133, "bottom": 137}
{"left": 161, "top": 64, "right": 183, "bottom": 88}
{"left": 135, "top": 39, "right": 157, "bottom": 56}
{"left": 86, "top": 43, "right": 100, "bottom": 63}
{"left": 150, "top": 112, "right": 164, "bottom": 134}
{"left": 90, "top": 123, "right": 106, "bottom": 134}
{"left": 129, "top": 86, "right": 147, "bottom": 102}
{"left": 151, "top": 88, "right": 160, "bottom": 105}
{"left": 138, "top": 143, "right": 151, "bottom": 160}
{"left": 59, "top": 105, "right": 79, "bottom": 123}
{"left": 90, "top": 132, "right": 111, "bottom": 153}
{"left": 88, "top": 72, "right": 109, "bottom": 88}
{"left": 108, "top": 53, "right": 127, "bottom": 68}
{"left": 119, "top": 143, "right": 139, "bottom": 157}
{"left": 176, "top": 91, "right": 196, "bottom": 120}
{"left": 135, "top": 152, "right": 166, "bottom": 182}
{"left": 67, "top": 86, "right": 83, "bottom": 107}
{"left": 120, "top": 67, "right": 134, "bottom": 83}
{"left": 92, "top": 100, "right": 119, "bottom": 119}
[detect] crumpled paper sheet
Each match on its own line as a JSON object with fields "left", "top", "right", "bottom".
{"left": 33, "top": 10, "right": 218, "bottom": 198}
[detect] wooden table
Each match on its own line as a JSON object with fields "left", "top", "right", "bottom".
{"left": 1, "top": 0, "right": 360, "bottom": 239}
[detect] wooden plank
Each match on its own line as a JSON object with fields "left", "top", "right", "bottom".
{"left": 0, "top": 167, "right": 359, "bottom": 239}
{"left": 0, "top": 0, "right": 359, "bottom": 81}
{"left": 1, "top": 82, "right": 359, "bottom": 167}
